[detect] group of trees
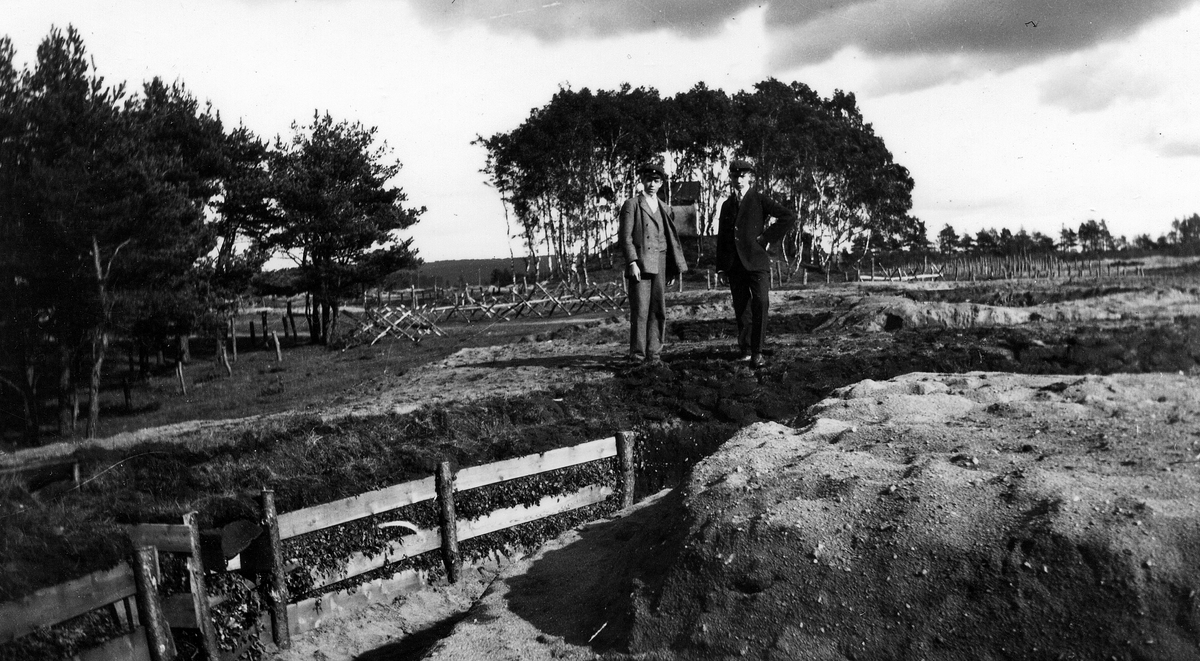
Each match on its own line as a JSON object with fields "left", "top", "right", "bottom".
{"left": 476, "top": 79, "right": 918, "bottom": 279}
{"left": 935, "top": 214, "right": 1200, "bottom": 256}
{"left": 0, "top": 27, "right": 422, "bottom": 440}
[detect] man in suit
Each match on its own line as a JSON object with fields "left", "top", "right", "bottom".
{"left": 619, "top": 163, "right": 689, "bottom": 364}
{"left": 715, "top": 158, "right": 796, "bottom": 367}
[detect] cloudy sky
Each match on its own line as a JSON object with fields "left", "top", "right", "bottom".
{"left": 4, "top": 0, "right": 1199, "bottom": 260}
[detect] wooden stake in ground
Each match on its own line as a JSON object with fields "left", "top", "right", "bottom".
{"left": 176, "top": 362, "right": 187, "bottom": 396}
{"left": 271, "top": 331, "right": 282, "bottom": 362}
{"left": 182, "top": 512, "right": 221, "bottom": 661}
{"left": 219, "top": 341, "right": 233, "bottom": 377}
{"left": 228, "top": 319, "right": 237, "bottom": 362}
{"left": 250, "top": 320, "right": 257, "bottom": 349}
{"left": 258, "top": 489, "right": 291, "bottom": 648}
{"left": 436, "top": 461, "right": 462, "bottom": 583}
{"left": 131, "top": 546, "right": 177, "bottom": 661}
{"left": 617, "top": 431, "right": 636, "bottom": 509}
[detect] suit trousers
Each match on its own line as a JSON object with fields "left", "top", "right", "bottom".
{"left": 728, "top": 260, "right": 771, "bottom": 354}
{"left": 627, "top": 251, "right": 668, "bottom": 360}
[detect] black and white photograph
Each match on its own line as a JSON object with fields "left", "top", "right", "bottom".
{"left": 3, "top": 1, "right": 1200, "bottom": 659}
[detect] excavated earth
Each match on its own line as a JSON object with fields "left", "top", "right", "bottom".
{"left": 257, "top": 280, "right": 1200, "bottom": 661}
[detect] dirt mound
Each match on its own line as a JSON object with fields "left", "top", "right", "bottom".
{"left": 815, "top": 295, "right": 1121, "bottom": 332}
{"left": 816, "top": 288, "right": 1200, "bottom": 333}
{"left": 629, "top": 371, "right": 1200, "bottom": 660}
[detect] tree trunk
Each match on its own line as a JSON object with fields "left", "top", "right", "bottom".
{"left": 58, "top": 346, "right": 73, "bottom": 436}
{"left": 86, "top": 329, "right": 106, "bottom": 439}
{"left": 327, "top": 301, "right": 340, "bottom": 344}
{"left": 24, "top": 364, "right": 39, "bottom": 443}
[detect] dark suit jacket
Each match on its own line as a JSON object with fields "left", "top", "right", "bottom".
{"left": 715, "top": 189, "right": 797, "bottom": 273}
{"left": 619, "top": 194, "right": 689, "bottom": 277}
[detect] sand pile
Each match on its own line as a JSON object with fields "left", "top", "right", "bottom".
{"left": 628, "top": 371, "right": 1200, "bottom": 660}
{"left": 277, "top": 369, "right": 1200, "bottom": 661}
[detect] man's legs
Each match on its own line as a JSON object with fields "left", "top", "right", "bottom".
{"left": 646, "top": 253, "right": 667, "bottom": 360}
{"left": 746, "top": 268, "right": 770, "bottom": 355}
{"left": 728, "top": 263, "right": 753, "bottom": 355}
{"left": 628, "top": 273, "right": 654, "bottom": 361}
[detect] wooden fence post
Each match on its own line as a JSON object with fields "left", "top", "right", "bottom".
{"left": 228, "top": 319, "right": 237, "bottom": 363}
{"left": 258, "top": 489, "right": 291, "bottom": 648}
{"left": 219, "top": 342, "right": 233, "bottom": 378}
{"left": 436, "top": 462, "right": 462, "bottom": 584}
{"left": 176, "top": 362, "right": 187, "bottom": 396}
{"left": 183, "top": 512, "right": 221, "bottom": 661}
{"left": 616, "top": 431, "right": 636, "bottom": 509}
{"left": 272, "top": 331, "right": 282, "bottom": 363}
{"left": 250, "top": 321, "right": 258, "bottom": 350}
{"left": 260, "top": 311, "right": 269, "bottom": 340}
{"left": 132, "top": 546, "right": 178, "bottom": 661}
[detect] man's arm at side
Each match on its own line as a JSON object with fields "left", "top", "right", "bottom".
{"left": 618, "top": 198, "right": 639, "bottom": 266}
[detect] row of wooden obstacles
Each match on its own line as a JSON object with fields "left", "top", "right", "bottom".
{"left": 854, "top": 255, "right": 1149, "bottom": 283}
{"left": 0, "top": 432, "right": 638, "bottom": 661}
{"left": 341, "top": 281, "right": 629, "bottom": 345}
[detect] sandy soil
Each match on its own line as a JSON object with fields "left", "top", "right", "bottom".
{"left": 255, "top": 283, "right": 1200, "bottom": 661}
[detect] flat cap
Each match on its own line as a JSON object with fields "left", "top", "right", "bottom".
{"left": 636, "top": 163, "right": 667, "bottom": 179}
{"left": 729, "top": 158, "right": 755, "bottom": 174}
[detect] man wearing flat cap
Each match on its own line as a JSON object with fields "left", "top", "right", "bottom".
{"left": 715, "top": 158, "right": 796, "bottom": 367}
{"left": 618, "top": 163, "right": 688, "bottom": 364}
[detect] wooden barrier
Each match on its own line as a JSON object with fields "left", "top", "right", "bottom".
{"left": 2, "top": 433, "right": 635, "bottom": 654}
{"left": 265, "top": 433, "right": 629, "bottom": 637}
{"left": 124, "top": 514, "right": 219, "bottom": 660}
{"left": 0, "top": 547, "right": 175, "bottom": 661}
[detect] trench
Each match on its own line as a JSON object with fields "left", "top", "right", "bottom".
{"left": 358, "top": 312, "right": 1200, "bottom": 659}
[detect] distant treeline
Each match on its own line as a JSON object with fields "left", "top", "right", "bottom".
{"left": 932, "top": 215, "right": 1200, "bottom": 256}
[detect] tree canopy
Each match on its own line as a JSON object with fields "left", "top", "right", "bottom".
{"left": 476, "top": 79, "right": 918, "bottom": 277}
{"left": 1, "top": 27, "right": 424, "bottom": 440}
{"left": 267, "top": 111, "right": 424, "bottom": 343}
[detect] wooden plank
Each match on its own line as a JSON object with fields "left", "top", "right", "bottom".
{"left": 286, "top": 570, "right": 426, "bottom": 636}
{"left": 124, "top": 524, "right": 193, "bottom": 554}
{"left": 162, "top": 592, "right": 229, "bottom": 628}
{"left": 0, "top": 564, "right": 138, "bottom": 643}
{"left": 458, "top": 484, "right": 613, "bottom": 542}
{"left": 162, "top": 594, "right": 198, "bottom": 629}
{"left": 302, "top": 483, "right": 611, "bottom": 591}
{"left": 307, "top": 528, "right": 439, "bottom": 591}
{"left": 278, "top": 476, "right": 438, "bottom": 540}
{"left": 454, "top": 437, "right": 616, "bottom": 492}
{"left": 74, "top": 627, "right": 152, "bottom": 661}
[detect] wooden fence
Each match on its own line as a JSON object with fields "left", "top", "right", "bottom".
{"left": 0, "top": 547, "right": 178, "bottom": 661}
{"left": 0, "top": 432, "right": 637, "bottom": 660}
{"left": 264, "top": 432, "right": 634, "bottom": 640}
